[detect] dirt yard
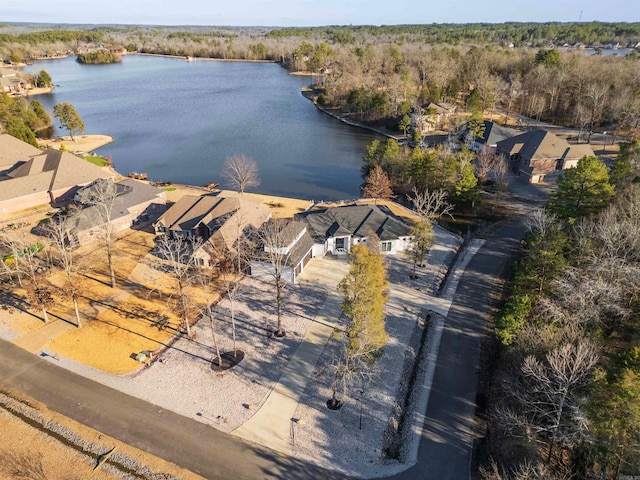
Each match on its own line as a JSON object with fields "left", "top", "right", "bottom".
{"left": 0, "top": 389, "right": 204, "bottom": 480}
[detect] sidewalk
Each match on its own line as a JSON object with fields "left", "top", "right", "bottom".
{"left": 12, "top": 319, "right": 75, "bottom": 353}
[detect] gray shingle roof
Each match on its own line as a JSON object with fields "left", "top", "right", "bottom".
{"left": 297, "top": 204, "right": 411, "bottom": 243}
{"left": 73, "top": 179, "right": 165, "bottom": 230}
{"left": 481, "top": 121, "right": 518, "bottom": 146}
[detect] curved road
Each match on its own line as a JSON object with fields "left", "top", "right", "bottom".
{"left": 0, "top": 217, "right": 528, "bottom": 480}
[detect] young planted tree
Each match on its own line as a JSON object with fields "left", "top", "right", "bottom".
{"left": 44, "top": 214, "right": 83, "bottom": 327}
{"left": 222, "top": 273, "right": 243, "bottom": 357}
{"left": 0, "top": 229, "right": 52, "bottom": 323}
{"left": 206, "top": 302, "right": 223, "bottom": 369}
{"left": 222, "top": 154, "right": 260, "bottom": 194}
{"left": 155, "top": 234, "right": 202, "bottom": 338}
{"left": 331, "top": 243, "right": 389, "bottom": 407}
{"left": 406, "top": 220, "right": 434, "bottom": 279}
{"left": 256, "top": 218, "right": 302, "bottom": 337}
{"left": 75, "top": 179, "right": 119, "bottom": 288}
{"left": 53, "top": 103, "right": 84, "bottom": 141}
{"left": 362, "top": 164, "right": 394, "bottom": 202}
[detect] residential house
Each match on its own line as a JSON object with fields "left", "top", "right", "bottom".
{"left": 297, "top": 204, "right": 412, "bottom": 257}
{"left": 0, "top": 136, "right": 113, "bottom": 214}
{"left": 463, "top": 120, "right": 518, "bottom": 153}
{"left": 250, "top": 220, "right": 315, "bottom": 283}
{"left": 496, "top": 129, "right": 595, "bottom": 183}
{"left": 71, "top": 178, "right": 166, "bottom": 244}
{"left": 108, "top": 45, "right": 127, "bottom": 54}
{"left": 0, "top": 67, "right": 30, "bottom": 94}
{"left": 154, "top": 194, "right": 271, "bottom": 267}
{"left": 411, "top": 102, "right": 457, "bottom": 134}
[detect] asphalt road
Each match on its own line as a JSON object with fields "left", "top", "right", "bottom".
{"left": 0, "top": 341, "right": 345, "bottom": 480}
{"left": 0, "top": 216, "right": 529, "bottom": 480}
{"left": 390, "top": 216, "right": 529, "bottom": 479}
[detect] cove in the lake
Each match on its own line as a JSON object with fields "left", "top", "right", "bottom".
{"left": 26, "top": 55, "right": 381, "bottom": 201}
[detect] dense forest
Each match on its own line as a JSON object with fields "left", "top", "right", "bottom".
{"left": 484, "top": 145, "right": 640, "bottom": 479}
{"left": 1, "top": 23, "right": 638, "bottom": 138}
{"left": 76, "top": 50, "right": 121, "bottom": 64}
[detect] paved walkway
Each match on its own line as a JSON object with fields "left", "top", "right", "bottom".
{"left": 11, "top": 318, "right": 76, "bottom": 353}
{"left": 233, "top": 256, "right": 348, "bottom": 454}
{"left": 233, "top": 293, "right": 343, "bottom": 454}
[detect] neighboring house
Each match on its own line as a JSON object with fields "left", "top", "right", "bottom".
{"left": 296, "top": 204, "right": 413, "bottom": 258}
{"left": 0, "top": 68, "right": 30, "bottom": 94}
{"left": 0, "top": 136, "right": 113, "bottom": 214}
{"left": 154, "top": 194, "right": 271, "bottom": 267}
{"left": 411, "top": 102, "right": 457, "bottom": 134}
{"left": 463, "top": 120, "right": 518, "bottom": 153}
{"left": 250, "top": 220, "right": 315, "bottom": 284}
{"left": 496, "top": 129, "right": 595, "bottom": 183}
{"left": 109, "top": 45, "right": 127, "bottom": 54}
{"left": 71, "top": 179, "right": 166, "bottom": 244}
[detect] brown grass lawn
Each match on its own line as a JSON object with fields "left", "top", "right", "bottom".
{"left": 6, "top": 228, "right": 219, "bottom": 375}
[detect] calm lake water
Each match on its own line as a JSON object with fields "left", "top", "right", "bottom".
{"left": 26, "top": 55, "right": 380, "bottom": 200}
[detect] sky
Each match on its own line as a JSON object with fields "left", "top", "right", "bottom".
{"left": 1, "top": 0, "right": 639, "bottom": 26}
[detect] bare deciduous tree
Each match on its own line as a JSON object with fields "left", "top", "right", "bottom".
{"left": 0, "top": 228, "right": 53, "bottom": 323}
{"left": 75, "top": 179, "right": 119, "bottom": 288}
{"left": 255, "top": 218, "right": 303, "bottom": 337}
{"left": 526, "top": 209, "right": 557, "bottom": 236}
{"left": 410, "top": 187, "right": 453, "bottom": 220}
{"left": 495, "top": 341, "right": 599, "bottom": 468}
{"left": 222, "top": 154, "right": 260, "bottom": 194}
{"left": 44, "top": 213, "right": 83, "bottom": 327}
{"left": 155, "top": 234, "right": 202, "bottom": 337}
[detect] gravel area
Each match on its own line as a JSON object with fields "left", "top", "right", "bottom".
{"left": 33, "top": 276, "right": 326, "bottom": 432}
{"left": 291, "top": 228, "right": 461, "bottom": 478}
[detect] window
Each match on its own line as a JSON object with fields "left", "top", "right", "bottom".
{"left": 381, "top": 241, "right": 392, "bottom": 252}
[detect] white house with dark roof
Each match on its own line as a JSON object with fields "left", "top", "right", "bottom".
{"left": 296, "top": 204, "right": 413, "bottom": 257}
{"left": 0, "top": 135, "right": 113, "bottom": 214}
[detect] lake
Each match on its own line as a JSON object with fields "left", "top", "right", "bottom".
{"left": 25, "top": 55, "right": 380, "bottom": 201}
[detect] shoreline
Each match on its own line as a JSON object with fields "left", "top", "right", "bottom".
{"left": 300, "top": 87, "right": 402, "bottom": 141}
{"left": 38, "top": 134, "right": 113, "bottom": 153}
{"left": 134, "top": 52, "right": 277, "bottom": 63}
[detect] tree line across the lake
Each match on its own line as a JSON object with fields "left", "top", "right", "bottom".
{"left": 2, "top": 23, "right": 639, "bottom": 140}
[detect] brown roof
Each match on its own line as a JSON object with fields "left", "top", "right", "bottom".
{"left": 0, "top": 147, "right": 112, "bottom": 202}
{"left": 497, "top": 129, "right": 594, "bottom": 164}
{"left": 564, "top": 143, "right": 595, "bottom": 160}
{"left": 210, "top": 196, "right": 271, "bottom": 251}
{"left": 0, "top": 134, "right": 41, "bottom": 169}
{"left": 156, "top": 195, "right": 240, "bottom": 233}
